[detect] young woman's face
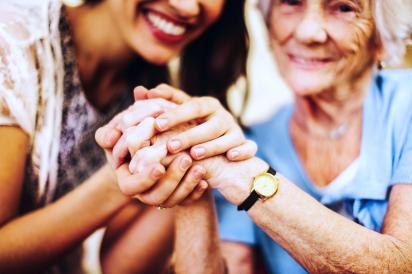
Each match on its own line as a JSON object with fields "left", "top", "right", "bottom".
{"left": 106, "top": 0, "right": 225, "bottom": 64}
{"left": 268, "top": 0, "right": 380, "bottom": 96}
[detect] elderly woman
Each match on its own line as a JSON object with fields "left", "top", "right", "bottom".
{"left": 100, "top": 0, "right": 412, "bottom": 273}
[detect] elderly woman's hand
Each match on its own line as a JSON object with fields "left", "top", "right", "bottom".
{"left": 132, "top": 84, "right": 257, "bottom": 162}
{"left": 95, "top": 84, "right": 258, "bottom": 207}
{"left": 96, "top": 85, "right": 257, "bottom": 168}
{"left": 120, "top": 115, "right": 265, "bottom": 206}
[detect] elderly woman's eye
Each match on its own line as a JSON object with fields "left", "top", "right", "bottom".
{"left": 281, "top": 0, "right": 302, "bottom": 6}
{"left": 337, "top": 4, "right": 354, "bottom": 12}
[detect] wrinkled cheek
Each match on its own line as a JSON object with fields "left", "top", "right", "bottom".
{"left": 269, "top": 13, "right": 296, "bottom": 43}
{"left": 348, "top": 21, "right": 374, "bottom": 53}
{"left": 335, "top": 20, "right": 376, "bottom": 76}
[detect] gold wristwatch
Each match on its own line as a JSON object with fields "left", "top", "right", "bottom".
{"left": 237, "top": 166, "right": 279, "bottom": 211}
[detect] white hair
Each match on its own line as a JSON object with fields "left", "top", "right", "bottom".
{"left": 258, "top": 0, "right": 412, "bottom": 66}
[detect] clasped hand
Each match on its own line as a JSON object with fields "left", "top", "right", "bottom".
{"left": 96, "top": 84, "right": 257, "bottom": 207}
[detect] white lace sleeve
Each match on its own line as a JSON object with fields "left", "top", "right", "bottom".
{"left": 0, "top": 4, "right": 40, "bottom": 137}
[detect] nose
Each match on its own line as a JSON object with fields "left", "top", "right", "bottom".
{"left": 168, "top": 0, "right": 200, "bottom": 18}
{"left": 294, "top": 6, "right": 327, "bottom": 44}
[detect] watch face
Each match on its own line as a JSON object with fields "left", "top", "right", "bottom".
{"left": 254, "top": 173, "right": 279, "bottom": 197}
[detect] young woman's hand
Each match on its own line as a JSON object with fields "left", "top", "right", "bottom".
{"left": 98, "top": 114, "right": 209, "bottom": 208}
{"left": 95, "top": 98, "right": 176, "bottom": 168}
{"left": 115, "top": 150, "right": 208, "bottom": 208}
{"left": 132, "top": 84, "right": 258, "bottom": 162}
{"left": 115, "top": 121, "right": 209, "bottom": 208}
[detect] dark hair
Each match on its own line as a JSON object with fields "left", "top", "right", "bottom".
{"left": 87, "top": 0, "right": 249, "bottom": 112}
{"left": 179, "top": 0, "right": 249, "bottom": 110}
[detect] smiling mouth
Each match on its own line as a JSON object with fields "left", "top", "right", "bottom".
{"left": 143, "top": 9, "right": 193, "bottom": 43}
{"left": 288, "top": 54, "right": 334, "bottom": 70}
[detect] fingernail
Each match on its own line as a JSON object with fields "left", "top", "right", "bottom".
{"left": 151, "top": 167, "right": 164, "bottom": 179}
{"left": 229, "top": 150, "right": 239, "bottom": 159}
{"left": 193, "top": 147, "right": 206, "bottom": 159}
{"left": 180, "top": 157, "right": 192, "bottom": 170}
{"left": 169, "top": 139, "right": 181, "bottom": 151}
{"left": 156, "top": 118, "right": 168, "bottom": 130}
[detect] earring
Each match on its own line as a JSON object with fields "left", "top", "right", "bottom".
{"left": 62, "top": 0, "right": 85, "bottom": 7}
{"left": 377, "top": 60, "right": 386, "bottom": 70}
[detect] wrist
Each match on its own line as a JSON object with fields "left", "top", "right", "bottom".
{"left": 177, "top": 189, "right": 212, "bottom": 209}
{"left": 99, "top": 164, "right": 131, "bottom": 205}
{"left": 217, "top": 158, "right": 269, "bottom": 205}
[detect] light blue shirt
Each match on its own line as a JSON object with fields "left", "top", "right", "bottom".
{"left": 215, "top": 69, "right": 412, "bottom": 274}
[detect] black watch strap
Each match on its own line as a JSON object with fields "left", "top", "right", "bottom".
{"left": 237, "top": 166, "right": 277, "bottom": 212}
{"left": 267, "top": 166, "right": 277, "bottom": 176}
{"left": 237, "top": 190, "right": 259, "bottom": 211}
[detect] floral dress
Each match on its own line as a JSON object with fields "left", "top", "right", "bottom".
{"left": 0, "top": 1, "right": 133, "bottom": 273}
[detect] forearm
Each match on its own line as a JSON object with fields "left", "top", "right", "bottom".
{"left": 225, "top": 170, "right": 411, "bottom": 273}
{"left": 173, "top": 191, "right": 225, "bottom": 274}
{"left": 0, "top": 164, "right": 130, "bottom": 273}
{"left": 101, "top": 203, "right": 175, "bottom": 274}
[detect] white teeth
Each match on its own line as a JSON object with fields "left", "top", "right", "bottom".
{"left": 147, "top": 12, "right": 186, "bottom": 36}
{"left": 294, "top": 57, "right": 325, "bottom": 64}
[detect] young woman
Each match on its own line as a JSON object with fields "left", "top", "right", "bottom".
{"left": 0, "top": 0, "right": 251, "bottom": 273}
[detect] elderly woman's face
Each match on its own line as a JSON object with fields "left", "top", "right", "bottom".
{"left": 106, "top": 0, "right": 224, "bottom": 64}
{"left": 269, "top": 0, "right": 379, "bottom": 96}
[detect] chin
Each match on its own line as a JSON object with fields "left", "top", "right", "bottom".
{"left": 285, "top": 78, "right": 323, "bottom": 97}
{"left": 136, "top": 46, "right": 177, "bottom": 65}
{"left": 143, "top": 53, "right": 173, "bottom": 65}
{"left": 284, "top": 70, "right": 333, "bottom": 96}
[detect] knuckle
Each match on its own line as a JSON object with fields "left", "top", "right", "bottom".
{"left": 140, "top": 192, "right": 161, "bottom": 206}
{"left": 157, "top": 83, "right": 169, "bottom": 89}
{"left": 136, "top": 177, "right": 154, "bottom": 193}
{"left": 95, "top": 127, "right": 105, "bottom": 144}
{"left": 121, "top": 114, "right": 131, "bottom": 128}
{"left": 132, "top": 101, "right": 142, "bottom": 109}
{"left": 225, "top": 114, "right": 237, "bottom": 126}
{"left": 205, "top": 96, "right": 220, "bottom": 108}
{"left": 152, "top": 98, "right": 168, "bottom": 105}
{"left": 112, "top": 143, "right": 122, "bottom": 158}
{"left": 249, "top": 140, "right": 258, "bottom": 150}
{"left": 138, "top": 195, "right": 155, "bottom": 206}
{"left": 168, "top": 170, "right": 184, "bottom": 184}
{"left": 231, "top": 128, "right": 245, "bottom": 142}
{"left": 158, "top": 110, "right": 173, "bottom": 121}
{"left": 191, "top": 98, "right": 203, "bottom": 113}
{"left": 124, "top": 127, "right": 134, "bottom": 137}
{"left": 119, "top": 181, "right": 136, "bottom": 196}
{"left": 174, "top": 133, "right": 188, "bottom": 147}
{"left": 204, "top": 141, "right": 225, "bottom": 155}
{"left": 182, "top": 181, "right": 196, "bottom": 194}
